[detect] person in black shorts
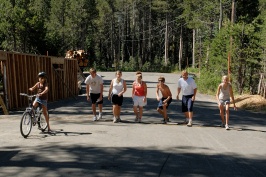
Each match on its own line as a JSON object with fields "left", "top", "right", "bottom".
{"left": 177, "top": 70, "right": 197, "bottom": 127}
{"left": 108, "top": 70, "right": 127, "bottom": 123}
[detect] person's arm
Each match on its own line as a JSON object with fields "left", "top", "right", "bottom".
{"left": 229, "top": 85, "right": 237, "bottom": 110}
{"left": 29, "top": 82, "right": 38, "bottom": 92}
{"left": 108, "top": 80, "right": 114, "bottom": 100}
{"left": 86, "top": 84, "right": 90, "bottom": 101}
{"left": 192, "top": 88, "right": 197, "bottom": 101}
{"left": 176, "top": 87, "right": 181, "bottom": 100}
{"left": 132, "top": 82, "right": 135, "bottom": 98}
{"left": 143, "top": 81, "right": 147, "bottom": 102}
{"left": 163, "top": 86, "right": 172, "bottom": 103}
{"left": 156, "top": 84, "right": 160, "bottom": 101}
{"left": 216, "top": 84, "right": 221, "bottom": 102}
{"left": 118, "top": 80, "right": 127, "bottom": 97}
{"left": 99, "top": 83, "right": 103, "bottom": 100}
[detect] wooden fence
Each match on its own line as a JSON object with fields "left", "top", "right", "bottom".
{"left": 258, "top": 73, "right": 266, "bottom": 98}
{"left": 0, "top": 50, "right": 78, "bottom": 111}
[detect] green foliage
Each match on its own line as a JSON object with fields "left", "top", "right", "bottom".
{"left": 0, "top": 0, "right": 265, "bottom": 96}
{"left": 121, "top": 57, "right": 138, "bottom": 72}
{"left": 196, "top": 69, "right": 221, "bottom": 95}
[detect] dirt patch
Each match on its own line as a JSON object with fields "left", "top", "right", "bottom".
{"left": 233, "top": 94, "right": 266, "bottom": 112}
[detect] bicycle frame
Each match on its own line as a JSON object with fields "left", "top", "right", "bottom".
{"left": 20, "top": 93, "right": 48, "bottom": 138}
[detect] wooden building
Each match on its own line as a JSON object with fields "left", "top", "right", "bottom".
{"left": 0, "top": 50, "right": 79, "bottom": 111}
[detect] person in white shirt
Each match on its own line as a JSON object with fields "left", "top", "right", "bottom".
{"left": 84, "top": 68, "right": 104, "bottom": 121}
{"left": 108, "top": 70, "right": 127, "bottom": 123}
{"left": 177, "top": 70, "right": 197, "bottom": 127}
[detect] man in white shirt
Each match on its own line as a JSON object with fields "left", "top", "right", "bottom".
{"left": 84, "top": 68, "right": 104, "bottom": 121}
{"left": 177, "top": 70, "right": 197, "bottom": 127}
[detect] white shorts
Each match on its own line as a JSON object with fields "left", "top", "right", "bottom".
{"left": 133, "top": 95, "right": 147, "bottom": 107}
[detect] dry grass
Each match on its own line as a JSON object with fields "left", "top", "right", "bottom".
{"left": 232, "top": 94, "right": 266, "bottom": 112}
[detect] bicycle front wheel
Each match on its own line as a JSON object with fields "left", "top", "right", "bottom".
{"left": 20, "top": 112, "right": 32, "bottom": 138}
{"left": 38, "top": 111, "right": 48, "bottom": 132}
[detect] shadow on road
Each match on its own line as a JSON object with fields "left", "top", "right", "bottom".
{"left": 0, "top": 144, "right": 265, "bottom": 176}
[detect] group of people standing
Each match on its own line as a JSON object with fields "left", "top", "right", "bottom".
{"left": 84, "top": 68, "right": 237, "bottom": 130}
{"left": 28, "top": 68, "right": 237, "bottom": 133}
{"left": 85, "top": 68, "right": 196, "bottom": 127}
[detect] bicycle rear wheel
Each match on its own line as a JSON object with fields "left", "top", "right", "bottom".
{"left": 20, "top": 112, "right": 32, "bottom": 138}
{"left": 38, "top": 111, "right": 48, "bottom": 132}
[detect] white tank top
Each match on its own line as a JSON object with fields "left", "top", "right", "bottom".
{"left": 219, "top": 83, "right": 231, "bottom": 100}
{"left": 112, "top": 78, "right": 124, "bottom": 95}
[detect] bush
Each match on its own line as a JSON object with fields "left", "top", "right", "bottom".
{"left": 196, "top": 69, "right": 221, "bottom": 95}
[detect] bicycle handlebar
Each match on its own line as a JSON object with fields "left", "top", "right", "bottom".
{"left": 20, "top": 93, "right": 38, "bottom": 98}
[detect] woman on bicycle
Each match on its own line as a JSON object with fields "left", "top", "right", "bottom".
{"left": 29, "top": 72, "right": 51, "bottom": 132}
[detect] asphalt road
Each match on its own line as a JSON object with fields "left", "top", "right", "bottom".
{"left": 0, "top": 72, "right": 265, "bottom": 177}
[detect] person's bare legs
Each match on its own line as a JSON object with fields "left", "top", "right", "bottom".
{"left": 225, "top": 104, "right": 230, "bottom": 125}
{"left": 139, "top": 106, "right": 143, "bottom": 119}
{"left": 219, "top": 104, "right": 225, "bottom": 124}
{"left": 133, "top": 106, "right": 138, "bottom": 118}
{"left": 42, "top": 105, "right": 51, "bottom": 131}
{"left": 163, "top": 105, "right": 168, "bottom": 120}
{"left": 114, "top": 105, "right": 120, "bottom": 117}
{"left": 112, "top": 105, "right": 116, "bottom": 117}
{"left": 98, "top": 104, "right": 103, "bottom": 113}
{"left": 92, "top": 104, "right": 97, "bottom": 116}
{"left": 117, "top": 106, "right": 121, "bottom": 118}
{"left": 184, "top": 112, "right": 189, "bottom": 123}
{"left": 188, "top": 112, "right": 193, "bottom": 120}
{"left": 157, "top": 108, "right": 164, "bottom": 116}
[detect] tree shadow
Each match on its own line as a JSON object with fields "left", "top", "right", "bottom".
{"left": 0, "top": 145, "right": 265, "bottom": 176}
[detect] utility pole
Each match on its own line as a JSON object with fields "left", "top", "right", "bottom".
{"left": 228, "top": 0, "right": 235, "bottom": 79}
{"left": 164, "top": 14, "right": 169, "bottom": 65}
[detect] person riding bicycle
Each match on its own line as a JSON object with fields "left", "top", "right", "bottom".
{"left": 29, "top": 72, "right": 51, "bottom": 132}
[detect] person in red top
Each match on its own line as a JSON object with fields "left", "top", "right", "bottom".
{"left": 132, "top": 71, "right": 147, "bottom": 123}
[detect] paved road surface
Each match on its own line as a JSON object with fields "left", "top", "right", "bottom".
{"left": 0, "top": 72, "right": 265, "bottom": 177}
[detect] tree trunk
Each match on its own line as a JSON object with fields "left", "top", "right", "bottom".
{"left": 148, "top": 0, "right": 152, "bottom": 63}
{"left": 178, "top": 27, "right": 183, "bottom": 71}
{"left": 192, "top": 28, "right": 195, "bottom": 68}
{"left": 219, "top": 0, "right": 223, "bottom": 30}
{"left": 164, "top": 14, "right": 169, "bottom": 66}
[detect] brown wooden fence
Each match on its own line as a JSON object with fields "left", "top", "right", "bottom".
{"left": 0, "top": 50, "right": 78, "bottom": 110}
{"left": 258, "top": 73, "right": 266, "bottom": 98}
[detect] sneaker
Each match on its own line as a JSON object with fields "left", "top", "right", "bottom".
{"left": 138, "top": 118, "right": 142, "bottom": 123}
{"left": 161, "top": 119, "right": 166, "bottom": 124}
{"left": 183, "top": 119, "right": 189, "bottom": 124}
{"left": 225, "top": 124, "right": 230, "bottom": 130}
{"left": 135, "top": 117, "right": 139, "bottom": 122}
{"left": 92, "top": 116, "right": 97, "bottom": 121}
{"left": 117, "top": 116, "right": 121, "bottom": 122}
{"left": 97, "top": 113, "right": 103, "bottom": 120}
{"left": 220, "top": 123, "right": 225, "bottom": 128}
{"left": 187, "top": 120, "right": 192, "bottom": 127}
{"left": 113, "top": 116, "right": 118, "bottom": 123}
{"left": 166, "top": 117, "right": 170, "bottom": 122}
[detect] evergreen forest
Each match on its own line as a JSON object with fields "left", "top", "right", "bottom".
{"left": 0, "top": 0, "right": 266, "bottom": 96}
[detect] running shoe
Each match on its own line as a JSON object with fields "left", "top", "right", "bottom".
{"left": 113, "top": 116, "right": 118, "bottom": 123}
{"left": 97, "top": 113, "right": 103, "bottom": 120}
{"left": 187, "top": 120, "right": 192, "bottom": 127}
{"left": 92, "top": 116, "right": 97, "bottom": 121}
{"left": 225, "top": 124, "right": 230, "bottom": 130}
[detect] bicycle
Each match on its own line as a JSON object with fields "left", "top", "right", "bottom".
{"left": 20, "top": 93, "right": 48, "bottom": 138}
